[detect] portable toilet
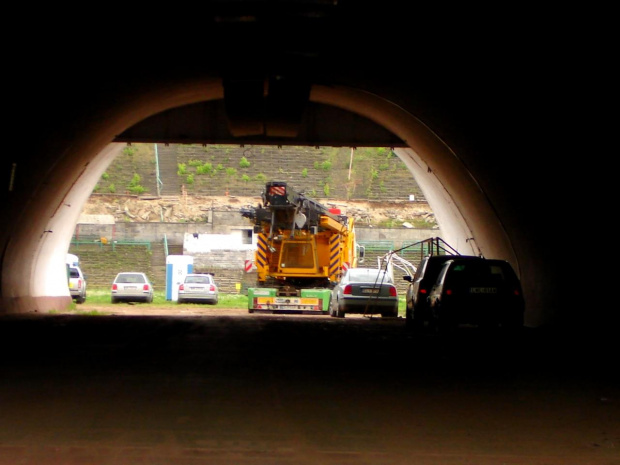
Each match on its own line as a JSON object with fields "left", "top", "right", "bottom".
{"left": 166, "top": 255, "right": 194, "bottom": 301}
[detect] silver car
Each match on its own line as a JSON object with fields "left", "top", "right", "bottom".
{"left": 329, "top": 267, "right": 398, "bottom": 318}
{"left": 111, "top": 272, "right": 154, "bottom": 303}
{"left": 178, "top": 273, "right": 219, "bottom": 304}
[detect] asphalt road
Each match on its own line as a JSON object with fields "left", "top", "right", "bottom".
{"left": 0, "top": 311, "right": 618, "bottom": 465}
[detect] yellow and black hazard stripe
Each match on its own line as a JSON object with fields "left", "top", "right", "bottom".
{"left": 328, "top": 235, "right": 341, "bottom": 281}
{"left": 256, "top": 234, "right": 269, "bottom": 270}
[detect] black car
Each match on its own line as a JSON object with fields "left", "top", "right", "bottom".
{"left": 403, "top": 254, "right": 482, "bottom": 331}
{"left": 427, "top": 257, "right": 525, "bottom": 332}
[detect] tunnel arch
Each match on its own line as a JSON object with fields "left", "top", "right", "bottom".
{"left": 1, "top": 78, "right": 521, "bottom": 322}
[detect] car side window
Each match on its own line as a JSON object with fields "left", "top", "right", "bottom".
{"left": 435, "top": 263, "right": 451, "bottom": 286}
{"left": 413, "top": 259, "right": 426, "bottom": 281}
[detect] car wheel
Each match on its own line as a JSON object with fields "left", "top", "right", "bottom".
{"left": 111, "top": 297, "right": 118, "bottom": 304}
{"left": 405, "top": 307, "right": 413, "bottom": 328}
{"left": 76, "top": 295, "right": 86, "bottom": 304}
{"left": 335, "top": 304, "right": 345, "bottom": 318}
{"left": 177, "top": 298, "right": 184, "bottom": 304}
{"left": 412, "top": 316, "right": 424, "bottom": 332}
{"left": 382, "top": 308, "right": 398, "bottom": 318}
{"left": 414, "top": 308, "right": 428, "bottom": 332}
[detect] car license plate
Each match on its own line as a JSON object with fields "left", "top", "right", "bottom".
{"left": 125, "top": 286, "right": 137, "bottom": 290}
{"left": 469, "top": 287, "right": 497, "bottom": 294}
{"left": 362, "top": 288, "right": 380, "bottom": 294}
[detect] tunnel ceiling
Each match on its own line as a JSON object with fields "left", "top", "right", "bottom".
{"left": 115, "top": 100, "right": 406, "bottom": 147}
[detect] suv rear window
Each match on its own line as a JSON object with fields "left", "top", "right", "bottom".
{"left": 442, "top": 260, "right": 518, "bottom": 286}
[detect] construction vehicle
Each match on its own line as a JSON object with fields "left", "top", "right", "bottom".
{"left": 240, "top": 181, "right": 364, "bottom": 314}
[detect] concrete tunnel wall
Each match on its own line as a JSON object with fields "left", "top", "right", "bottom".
{"left": 1, "top": 79, "right": 549, "bottom": 327}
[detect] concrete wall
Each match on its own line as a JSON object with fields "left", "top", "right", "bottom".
{"left": 74, "top": 210, "right": 442, "bottom": 250}
{"left": 72, "top": 217, "right": 442, "bottom": 294}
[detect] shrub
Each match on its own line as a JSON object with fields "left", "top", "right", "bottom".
{"left": 101, "top": 172, "right": 109, "bottom": 180}
{"left": 239, "top": 157, "right": 251, "bottom": 168}
{"left": 196, "top": 163, "right": 213, "bottom": 175}
{"left": 301, "top": 168, "right": 308, "bottom": 178}
{"left": 177, "top": 163, "right": 187, "bottom": 175}
{"left": 323, "top": 184, "right": 330, "bottom": 196}
{"left": 122, "top": 146, "right": 136, "bottom": 156}
{"left": 188, "top": 159, "right": 203, "bottom": 167}
{"left": 127, "top": 174, "right": 146, "bottom": 195}
{"left": 320, "top": 160, "right": 332, "bottom": 171}
{"left": 255, "top": 173, "right": 267, "bottom": 182}
{"left": 108, "top": 183, "right": 116, "bottom": 193}
{"left": 186, "top": 174, "right": 194, "bottom": 184}
{"left": 128, "top": 185, "right": 145, "bottom": 195}
{"left": 129, "top": 173, "right": 141, "bottom": 185}
{"left": 241, "top": 174, "right": 250, "bottom": 182}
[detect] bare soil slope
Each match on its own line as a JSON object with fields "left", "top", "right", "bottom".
{"left": 81, "top": 194, "right": 436, "bottom": 227}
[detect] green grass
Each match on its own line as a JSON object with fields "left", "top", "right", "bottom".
{"left": 83, "top": 288, "right": 249, "bottom": 308}
{"left": 72, "top": 288, "right": 405, "bottom": 317}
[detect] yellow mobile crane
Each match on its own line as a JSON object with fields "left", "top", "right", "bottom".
{"left": 240, "top": 181, "right": 364, "bottom": 314}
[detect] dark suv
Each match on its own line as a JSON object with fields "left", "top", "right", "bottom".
{"left": 428, "top": 257, "right": 525, "bottom": 332}
{"left": 403, "top": 254, "right": 482, "bottom": 331}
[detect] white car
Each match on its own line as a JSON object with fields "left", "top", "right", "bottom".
{"left": 111, "top": 272, "right": 154, "bottom": 303}
{"left": 68, "top": 266, "right": 87, "bottom": 304}
{"left": 178, "top": 273, "right": 219, "bottom": 304}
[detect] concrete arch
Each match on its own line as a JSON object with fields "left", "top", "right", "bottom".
{"left": 1, "top": 79, "right": 523, "bottom": 324}
{"left": 1, "top": 78, "right": 225, "bottom": 314}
